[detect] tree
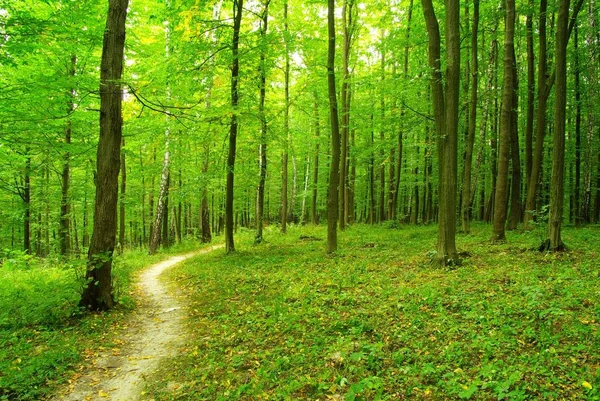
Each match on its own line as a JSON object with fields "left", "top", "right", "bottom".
{"left": 492, "top": 0, "right": 516, "bottom": 241}
{"left": 255, "top": 0, "right": 270, "bottom": 245}
{"left": 421, "top": 0, "right": 460, "bottom": 265}
{"left": 545, "top": 0, "right": 571, "bottom": 251}
{"left": 461, "top": 0, "right": 479, "bottom": 234}
{"left": 80, "top": 0, "right": 129, "bottom": 311}
{"left": 225, "top": 0, "right": 243, "bottom": 253}
{"left": 326, "top": 0, "right": 341, "bottom": 254}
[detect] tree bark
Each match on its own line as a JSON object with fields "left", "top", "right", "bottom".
{"left": 422, "top": 0, "right": 459, "bottom": 265}
{"left": 574, "top": 23, "right": 581, "bottom": 226}
{"left": 118, "top": 137, "right": 126, "bottom": 253}
{"left": 524, "top": 0, "right": 548, "bottom": 228}
{"left": 60, "top": 55, "right": 76, "bottom": 256}
{"left": 326, "top": 0, "right": 341, "bottom": 253}
{"left": 281, "top": 0, "right": 290, "bottom": 234}
{"left": 80, "top": 0, "right": 128, "bottom": 311}
{"left": 461, "top": 0, "right": 478, "bottom": 233}
{"left": 225, "top": 0, "right": 243, "bottom": 253}
{"left": 525, "top": 0, "right": 535, "bottom": 188}
{"left": 339, "top": 0, "right": 353, "bottom": 230}
{"left": 546, "top": 0, "right": 571, "bottom": 251}
{"left": 311, "top": 96, "right": 320, "bottom": 225}
{"left": 255, "top": 1, "right": 269, "bottom": 244}
{"left": 492, "top": 0, "right": 516, "bottom": 241}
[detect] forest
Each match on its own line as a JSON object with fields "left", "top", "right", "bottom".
{"left": 1, "top": 0, "right": 600, "bottom": 399}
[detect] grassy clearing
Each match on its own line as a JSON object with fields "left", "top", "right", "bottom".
{"left": 0, "top": 240, "right": 208, "bottom": 401}
{"left": 148, "top": 224, "right": 600, "bottom": 400}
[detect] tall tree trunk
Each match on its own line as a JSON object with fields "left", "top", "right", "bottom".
{"left": 140, "top": 148, "right": 147, "bottom": 245}
{"left": 492, "top": 0, "right": 516, "bottom": 241}
{"left": 422, "top": 0, "right": 459, "bottom": 265}
{"left": 255, "top": 0, "right": 270, "bottom": 244}
{"left": 118, "top": 137, "right": 126, "bottom": 253}
{"left": 301, "top": 157, "right": 310, "bottom": 223}
{"left": 60, "top": 55, "right": 76, "bottom": 256}
{"left": 507, "top": 54, "right": 521, "bottom": 230}
{"left": 225, "top": 0, "right": 243, "bottom": 253}
{"left": 311, "top": 96, "right": 320, "bottom": 225}
{"left": 378, "top": 40, "right": 386, "bottom": 223}
{"left": 23, "top": 153, "right": 31, "bottom": 254}
{"left": 574, "top": 23, "right": 581, "bottom": 226}
{"left": 339, "top": 0, "right": 353, "bottom": 230}
{"left": 461, "top": 0, "right": 478, "bottom": 233}
{"left": 80, "top": 0, "right": 128, "bottom": 311}
{"left": 525, "top": 0, "right": 535, "bottom": 188}
{"left": 281, "top": 0, "right": 290, "bottom": 234}
{"left": 546, "top": 0, "right": 571, "bottom": 251}
{"left": 326, "top": 0, "right": 341, "bottom": 253}
{"left": 369, "top": 113, "right": 376, "bottom": 224}
{"left": 524, "top": 0, "right": 549, "bottom": 227}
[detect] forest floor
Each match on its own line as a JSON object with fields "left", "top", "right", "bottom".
{"left": 51, "top": 246, "right": 221, "bottom": 401}
{"left": 141, "top": 223, "right": 600, "bottom": 400}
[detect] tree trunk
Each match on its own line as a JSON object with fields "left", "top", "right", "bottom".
{"left": 492, "top": 0, "right": 515, "bottom": 241}
{"left": 524, "top": 0, "right": 548, "bottom": 228}
{"left": 311, "top": 96, "right": 320, "bottom": 225}
{"left": 422, "top": 0, "right": 459, "bottom": 265}
{"left": 525, "top": 0, "right": 535, "bottom": 188}
{"left": 118, "top": 137, "right": 126, "bottom": 253}
{"left": 225, "top": 0, "right": 243, "bottom": 253}
{"left": 574, "top": 23, "right": 581, "bottom": 226}
{"left": 281, "top": 0, "right": 290, "bottom": 234}
{"left": 23, "top": 153, "right": 31, "bottom": 254}
{"left": 461, "top": 0, "right": 478, "bottom": 233}
{"left": 339, "top": 0, "right": 353, "bottom": 230}
{"left": 326, "top": 0, "right": 341, "bottom": 253}
{"left": 255, "top": 1, "right": 269, "bottom": 243}
{"left": 60, "top": 55, "right": 76, "bottom": 256}
{"left": 507, "top": 53, "right": 521, "bottom": 231}
{"left": 80, "top": 0, "right": 128, "bottom": 311}
{"left": 546, "top": 0, "right": 571, "bottom": 251}
{"left": 378, "top": 42, "right": 386, "bottom": 223}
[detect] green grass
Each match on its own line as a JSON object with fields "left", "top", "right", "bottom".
{"left": 146, "top": 224, "right": 600, "bottom": 400}
{"left": 0, "top": 240, "right": 209, "bottom": 401}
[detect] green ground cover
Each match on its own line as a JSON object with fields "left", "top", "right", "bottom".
{"left": 147, "top": 224, "right": 600, "bottom": 400}
{"left": 0, "top": 241, "right": 205, "bottom": 401}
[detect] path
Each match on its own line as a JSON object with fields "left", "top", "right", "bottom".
{"left": 53, "top": 245, "right": 221, "bottom": 401}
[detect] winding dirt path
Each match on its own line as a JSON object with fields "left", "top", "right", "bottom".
{"left": 53, "top": 245, "right": 221, "bottom": 401}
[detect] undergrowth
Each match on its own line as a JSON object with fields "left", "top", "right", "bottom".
{"left": 146, "top": 224, "right": 600, "bottom": 400}
{"left": 0, "top": 240, "right": 205, "bottom": 401}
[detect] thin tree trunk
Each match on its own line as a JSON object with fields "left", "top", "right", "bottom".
{"left": 23, "top": 153, "right": 31, "bottom": 254}
{"left": 326, "top": 0, "right": 341, "bottom": 253}
{"left": 60, "top": 55, "right": 76, "bottom": 256}
{"left": 574, "top": 23, "right": 581, "bottom": 226}
{"left": 339, "top": 0, "right": 353, "bottom": 230}
{"left": 225, "top": 0, "right": 243, "bottom": 253}
{"left": 378, "top": 41, "right": 386, "bottom": 223}
{"left": 507, "top": 54, "right": 521, "bottom": 231}
{"left": 255, "top": 0, "right": 270, "bottom": 244}
{"left": 311, "top": 96, "right": 320, "bottom": 225}
{"left": 281, "top": 0, "right": 290, "bottom": 234}
{"left": 461, "top": 0, "right": 478, "bottom": 233}
{"left": 118, "top": 137, "right": 126, "bottom": 253}
{"left": 392, "top": 0, "right": 413, "bottom": 221}
{"left": 81, "top": 0, "right": 128, "bottom": 310}
{"left": 525, "top": 0, "right": 535, "bottom": 188}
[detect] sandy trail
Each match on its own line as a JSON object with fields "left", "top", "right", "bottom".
{"left": 53, "top": 245, "right": 221, "bottom": 401}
